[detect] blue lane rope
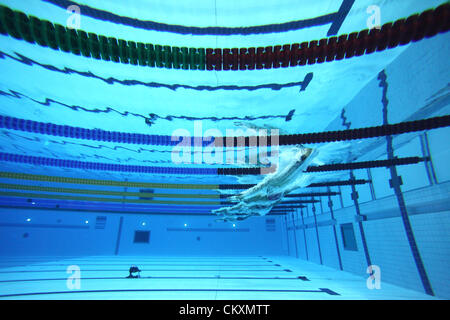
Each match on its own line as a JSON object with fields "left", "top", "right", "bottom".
{"left": 0, "top": 114, "right": 207, "bottom": 146}
{"left": 2, "top": 114, "right": 450, "bottom": 148}
{"left": 0, "top": 152, "right": 219, "bottom": 175}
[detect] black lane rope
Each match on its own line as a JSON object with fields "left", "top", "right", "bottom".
{"left": 218, "top": 156, "right": 429, "bottom": 175}
{"left": 216, "top": 157, "right": 430, "bottom": 175}
{"left": 219, "top": 191, "right": 340, "bottom": 198}
{"left": 220, "top": 179, "right": 371, "bottom": 191}
{"left": 218, "top": 179, "right": 371, "bottom": 189}
{"left": 305, "top": 157, "right": 428, "bottom": 173}
{"left": 284, "top": 192, "right": 340, "bottom": 198}
{"left": 307, "top": 180, "right": 369, "bottom": 187}
{"left": 276, "top": 115, "right": 450, "bottom": 146}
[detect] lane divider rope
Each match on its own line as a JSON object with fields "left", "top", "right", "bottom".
{"left": 305, "top": 157, "right": 427, "bottom": 172}
{"left": 0, "top": 152, "right": 431, "bottom": 176}
{"left": 1, "top": 115, "right": 449, "bottom": 147}
{"left": 0, "top": 4, "right": 448, "bottom": 71}
{"left": 0, "top": 203, "right": 219, "bottom": 215}
{"left": 0, "top": 191, "right": 225, "bottom": 205}
{"left": 0, "top": 171, "right": 372, "bottom": 190}
{"left": 0, "top": 152, "right": 219, "bottom": 175}
{"left": 0, "top": 171, "right": 219, "bottom": 189}
{"left": 0, "top": 182, "right": 221, "bottom": 199}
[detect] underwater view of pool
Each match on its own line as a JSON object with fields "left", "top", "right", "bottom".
{"left": 0, "top": 0, "right": 448, "bottom": 304}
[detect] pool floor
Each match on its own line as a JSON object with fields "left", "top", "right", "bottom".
{"left": 0, "top": 256, "right": 438, "bottom": 300}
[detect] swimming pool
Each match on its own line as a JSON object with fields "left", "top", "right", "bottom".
{"left": 0, "top": 0, "right": 448, "bottom": 301}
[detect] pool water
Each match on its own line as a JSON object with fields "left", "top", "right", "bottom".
{"left": 0, "top": 0, "right": 448, "bottom": 300}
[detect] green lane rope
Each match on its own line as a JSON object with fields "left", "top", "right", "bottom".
{"left": 0, "top": 191, "right": 222, "bottom": 205}
{"left": 0, "top": 4, "right": 206, "bottom": 70}
{"left": 0, "top": 171, "right": 219, "bottom": 189}
{"left": 0, "top": 182, "right": 221, "bottom": 199}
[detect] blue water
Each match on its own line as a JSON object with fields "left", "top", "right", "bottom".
{"left": 0, "top": 0, "right": 448, "bottom": 300}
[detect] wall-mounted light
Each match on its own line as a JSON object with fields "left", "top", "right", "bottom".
{"left": 85, "top": 220, "right": 89, "bottom": 224}
{"left": 232, "top": 224, "right": 236, "bottom": 227}
{"left": 26, "top": 218, "right": 31, "bottom": 222}
{"left": 184, "top": 223, "right": 187, "bottom": 227}
{"left": 142, "top": 222, "right": 146, "bottom": 226}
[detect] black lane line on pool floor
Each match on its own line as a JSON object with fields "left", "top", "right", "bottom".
{"left": 0, "top": 288, "right": 339, "bottom": 298}
{"left": 0, "top": 275, "right": 311, "bottom": 283}
{"left": 264, "top": 259, "right": 291, "bottom": 273}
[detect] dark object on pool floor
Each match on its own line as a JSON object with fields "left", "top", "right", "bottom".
{"left": 126, "top": 265, "right": 141, "bottom": 278}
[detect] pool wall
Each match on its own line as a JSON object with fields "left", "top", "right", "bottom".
{"left": 284, "top": 34, "right": 450, "bottom": 298}
{"left": 0, "top": 210, "right": 286, "bottom": 256}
